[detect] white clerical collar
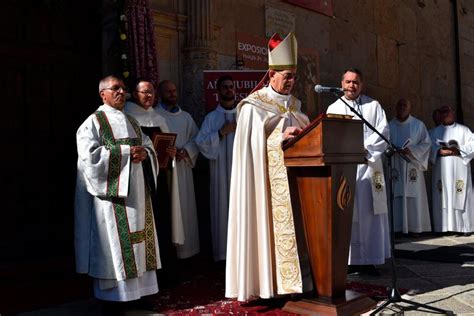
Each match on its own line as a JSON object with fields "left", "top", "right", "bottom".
{"left": 159, "top": 102, "right": 180, "bottom": 113}
{"left": 267, "top": 85, "right": 291, "bottom": 108}
{"left": 126, "top": 101, "right": 154, "bottom": 113}
{"left": 343, "top": 95, "right": 362, "bottom": 104}
{"left": 268, "top": 85, "right": 291, "bottom": 99}
{"left": 341, "top": 95, "right": 363, "bottom": 117}
{"left": 103, "top": 104, "right": 123, "bottom": 113}
{"left": 443, "top": 122, "right": 456, "bottom": 128}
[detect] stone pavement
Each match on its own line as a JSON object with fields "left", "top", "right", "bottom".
{"left": 358, "top": 233, "right": 474, "bottom": 315}
{"left": 16, "top": 234, "right": 474, "bottom": 316}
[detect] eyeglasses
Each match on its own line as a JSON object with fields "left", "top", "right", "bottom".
{"left": 102, "top": 85, "right": 127, "bottom": 92}
{"left": 137, "top": 90, "right": 155, "bottom": 96}
{"left": 275, "top": 71, "right": 298, "bottom": 81}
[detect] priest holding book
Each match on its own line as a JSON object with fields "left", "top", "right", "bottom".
{"left": 389, "top": 98, "right": 432, "bottom": 236}
{"left": 225, "top": 32, "right": 312, "bottom": 302}
{"left": 124, "top": 78, "right": 182, "bottom": 287}
{"left": 429, "top": 105, "right": 474, "bottom": 235}
{"left": 155, "top": 80, "right": 200, "bottom": 260}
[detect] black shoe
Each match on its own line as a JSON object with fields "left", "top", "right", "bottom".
{"left": 347, "top": 265, "right": 361, "bottom": 275}
{"left": 100, "top": 301, "right": 125, "bottom": 316}
{"left": 455, "top": 232, "right": 471, "bottom": 237}
{"left": 134, "top": 297, "right": 156, "bottom": 311}
{"left": 361, "top": 265, "right": 381, "bottom": 277}
{"left": 394, "top": 232, "right": 404, "bottom": 239}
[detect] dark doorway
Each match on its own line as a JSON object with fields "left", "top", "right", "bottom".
{"left": 0, "top": 1, "right": 102, "bottom": 261}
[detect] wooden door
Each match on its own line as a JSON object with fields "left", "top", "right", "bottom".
{"left": 0, "top": 0, "right": 102, "bottom": 260}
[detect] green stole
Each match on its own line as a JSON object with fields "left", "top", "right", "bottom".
{"left": 95, "top": 111, "right": 157, "bottom": 279}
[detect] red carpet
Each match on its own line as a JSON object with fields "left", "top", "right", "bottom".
{"left": 152, "top": 282, "right": 397, "bottom": 315}
{"left": 149, "top": 282, "right": 402, "bottom": 315}
{"left": 147, "top": 261, "right": 404, "bottom": 315}
{"left": 0, "top": 256, "right": 405, "bottom": 315}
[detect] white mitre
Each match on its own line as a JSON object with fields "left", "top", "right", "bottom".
{"left": 251, "top": 32, "right": 299, "bottom": 93}
{"left": 268, "top": 32, "right": 298, "bottom": 70}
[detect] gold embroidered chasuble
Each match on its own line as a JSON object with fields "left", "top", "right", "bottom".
{"left": 266, "top": 119, "right": 302, "bottom": 294}
{"left": 225, "top": 86, "right": 309, "bottom": 301}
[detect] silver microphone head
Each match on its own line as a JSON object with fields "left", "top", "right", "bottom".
{"left": 314, "top": 84, "right": 324, "bottom": 93}
{"left": 314, "top": 84, "right": 344, "bottom": 93}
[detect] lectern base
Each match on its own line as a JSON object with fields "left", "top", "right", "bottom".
{"left": 283, "top": 290, "right": 376, "bottom": 316}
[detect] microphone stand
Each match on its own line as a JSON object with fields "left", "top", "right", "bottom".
{"left": 332, "top": 92, "right": 453, "bottom": 315}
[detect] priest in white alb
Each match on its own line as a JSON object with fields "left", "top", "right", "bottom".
{"left": 195, "top": 75, "right": 237, "bottom": 262}
{"left": 389, "top": 98, "right": 431, "bottom": 235}
{"left": 124, "top": 78, "right": 183, "bottom": 287}
{"left": 326, "top": 68, "right": 390, "bottom": 276}
{"left": 430, "top": 105, "right": 474, "bottom": 235}
{"left": 75, "top": 75, "right": 161, "bottom": 302}
{"left": 155, "top": 80, "right": 201, "bottom": 259}
{"left": 226, "top": 33, "right": 312, "bottom": 302}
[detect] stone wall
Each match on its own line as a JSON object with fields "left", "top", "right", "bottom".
{"left": 152, "top": 0, "right": 473, "bottom": 130}
{"left": 458, "top": 0, "right": 474, "bottom": 128}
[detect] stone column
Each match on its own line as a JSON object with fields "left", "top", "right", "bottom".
{"left": 182, "top": 0, "right": 217, "bottom": 125}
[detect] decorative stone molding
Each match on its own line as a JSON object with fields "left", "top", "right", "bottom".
{"left": 152, "top": 10, "right": 187, "bottom": 33}
{"left": 186, "top": 0, "right": 213, "bottom": 49}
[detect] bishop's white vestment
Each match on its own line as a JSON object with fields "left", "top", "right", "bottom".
{"left": 195, "top": 104, "right": 236, "bottom": 261}
{"left": 75, "top": 104, "right": 161, "bottom": 301}
{"left": 429, "top": 123, "right": 474, "bottom": 233}
{"left": 225, "top": 86, "right": 311, "bottom": 302}
{"left": 155, "top": 105, "right": 200, "bottom": 258}
{"left": 389, "top": 115, "right": 432, "bottom": 234}
{"left": 326, "top": 95, "right": 391, "bottom": 265}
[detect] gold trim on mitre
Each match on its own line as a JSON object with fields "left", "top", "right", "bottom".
{"left": 268, "top": 32, "right": 297, "bottom": 70}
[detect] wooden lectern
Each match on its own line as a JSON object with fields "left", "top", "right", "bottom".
{"left": 282, "top": 114, "right": 376, "bottom": 315}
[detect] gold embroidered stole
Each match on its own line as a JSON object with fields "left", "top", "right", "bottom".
{"left": 266, "top": 118, "right": 302, "bottom": 294}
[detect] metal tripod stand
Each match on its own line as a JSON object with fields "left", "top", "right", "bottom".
{"left": 329, "top": 92, "right": 453, "bottom": 315}
{"left": 369, "top": 146, "right": 453, "bottom": 315}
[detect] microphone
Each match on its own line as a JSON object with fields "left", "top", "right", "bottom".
{"left": 314, "top": 84, "right": 345, "bottom": 93}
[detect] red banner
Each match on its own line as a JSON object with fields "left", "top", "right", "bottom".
{"left": 284, "top": 0, "right": 334, "bottom": 17}
{"left": 203, "top": 70, "right": 267, "bottom": 112}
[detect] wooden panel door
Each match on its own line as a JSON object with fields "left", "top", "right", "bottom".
{"left": 0, "top": 0, "right": 102, "bottom": 260}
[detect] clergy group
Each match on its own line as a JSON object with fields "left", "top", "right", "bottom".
{"left": 74, "top": 34, "right": 474, "bottom": 308}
